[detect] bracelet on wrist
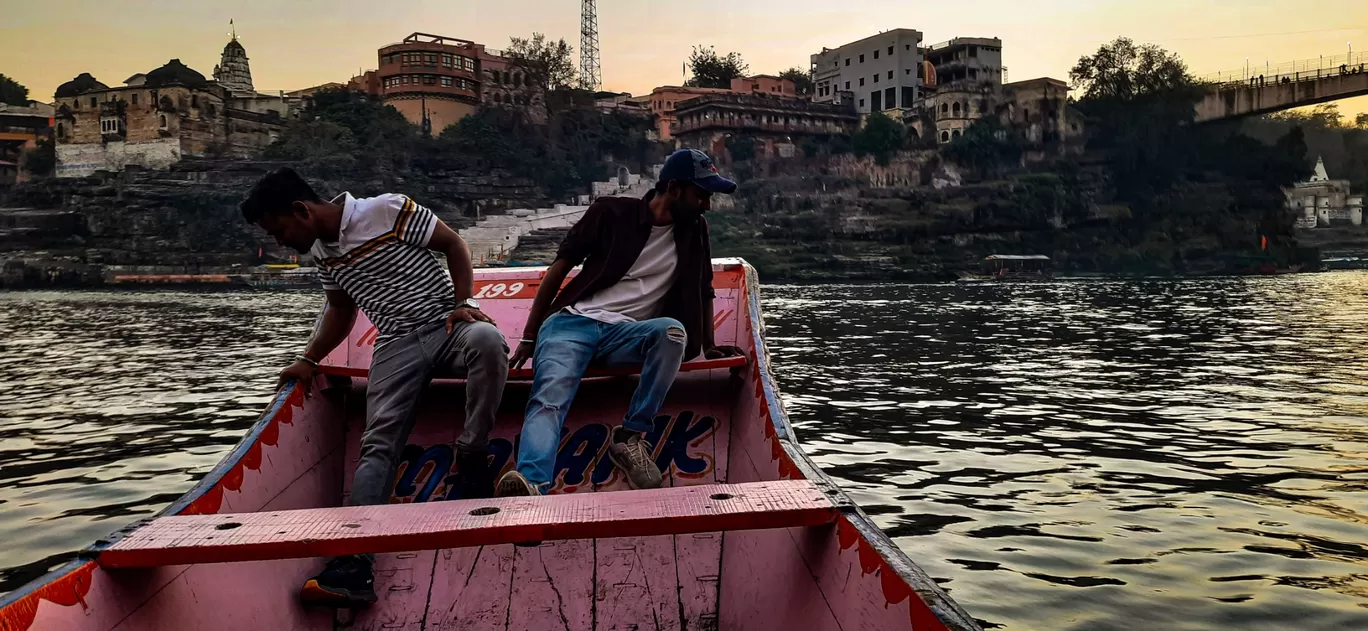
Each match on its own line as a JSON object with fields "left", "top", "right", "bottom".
{"left": 297, "top": 355, "right": 320, "bottom": 367}
{"left": 519, "top": 338, "right": 537, "bottom": 345}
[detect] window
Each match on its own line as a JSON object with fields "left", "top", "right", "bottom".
{"left": 906, "top": 69, "right": 912, "bottom": 75}
{"left": 845, "top": 81, "right": 850, "bottom": 89}
{"left": 859, "top": 54, "right": 865, "bottom": 63}
{"left": 56, "top": 123, "right": 64, "bottom": 139}
{"left": 442, "top": 54, "right": 453, "bottom": 67}
{"left": 72, "top": 99, "right": 79, "bottom": 110}
{"left": 90, "top": 97, "right": 97, "bottom": 107}
{"left": 941, "top": 130, "right": 949, "bottom": 142}
{"left": 401, "top": 76, "right": 409, "bottom": 84}
{"left": 906, "top": 45, "right": 911, "bottom": 51}
{"left": 874, "top": 50, "right": 879, "bottom": 60}
{"left": 191, "top": 95, "right": 198, "bottom": 108}
{"left": 426, "top": 54, "right": 437, "bottom": 64}
{"left": 888, "top": 71, "right": 893, "bottom": 79}
{"left": 441, "top": 76, "right": 452, "bottom": 87}
{"left": 845, "top": 58, "right": 851, "bottom": 66}
{"left": 941, "top": 103, "right": 949, "bottom": 114}
{"left": 873, "top": 74, "right": 878, "bottom": 84}
{"left": 952, "top": 129, "right": 961, "bottom": 138}
{"left": 859, "top": 98, "right": 864, "bottom": 107}
{"left": 131, "top": 93, "right": 138, "bottom": 105}
{"left": 885, "top": 87, "right": 896, "bottom": 108}
{"left": 159, "top": 114, "right": 167, "bottom": 129}
{"left": 513, "top": 73, "right": 522, "bottom": 86}
{"left": 464, "top": 57, "right": 475, "bottom": 72}
{"left": 424, "top": 75, "right": 436, "bottom": 85}
{"left": 859, "top": 78, "right": 864, "bottom": 86}
{"left": 952, "top": 102, "right": 960, "bottom": 116}
{"left": 871, "top": 91, "right": 881, "bottom": 111}
{"left": 888, "top": 46, "right": 894, "bottom": 55}
{"left": 901, "top": 87, "right": 915, "bottom": 108}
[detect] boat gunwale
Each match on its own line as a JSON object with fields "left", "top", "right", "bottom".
{"left": 0, "top": 258, "right": 980, "bottom": 631}
{"left": 0, "top": 382, "right": 304, "bottom": 617}
{"left": 735, "top": 261, "right": 981, "bottom": 631}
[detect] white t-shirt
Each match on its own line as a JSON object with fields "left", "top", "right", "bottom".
{"left": 311, "top": 192, "right": 452, "bottom": 347}
{"left": 569, "top": 224, "right": 677, "bottom": 323}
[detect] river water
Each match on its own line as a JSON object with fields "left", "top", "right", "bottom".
{"left": 3, "top": 275, "right": 1368, "bottom": 630}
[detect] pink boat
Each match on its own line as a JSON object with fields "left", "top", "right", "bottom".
{"left": 0, "top": 260, "right": 980, "bottom": 631}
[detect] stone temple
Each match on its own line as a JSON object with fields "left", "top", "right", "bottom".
{"left": 213, "top": 35, "right": 256, "bottom": 96}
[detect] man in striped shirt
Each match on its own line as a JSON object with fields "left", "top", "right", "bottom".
{"left": 241, "top": 168, "right": 508, "bottom": 607}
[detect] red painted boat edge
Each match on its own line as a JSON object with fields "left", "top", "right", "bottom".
{"left": 736, "top": 262, "right": 981, "bottom": 631}
{"left": 0, "top": 382, "right": 308, "bottom": 630}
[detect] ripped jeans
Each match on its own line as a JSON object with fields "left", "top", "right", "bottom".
{"left": 516, "top": 312, "right": 687, "bottom": 491}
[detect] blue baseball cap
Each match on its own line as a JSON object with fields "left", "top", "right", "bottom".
{"left": 658, "top": 149, "right": 737, "bottom": 194}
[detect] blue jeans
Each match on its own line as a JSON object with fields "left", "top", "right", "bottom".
{"left": 517, "top": 312, "right": 687, "bottom": 491}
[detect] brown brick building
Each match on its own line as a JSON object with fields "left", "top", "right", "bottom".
{"left": 359, "top": 32, "right": 537, "bottom": 133}
{"left": 52, "top": 36, "right": 293, "bottom": 177}
{"left": 671, "top": 93, "right": 858, "bottom": 159}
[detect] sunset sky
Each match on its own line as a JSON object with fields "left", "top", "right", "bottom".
{"left": 3, "top": 0, "right": 1366, "bottom": 117}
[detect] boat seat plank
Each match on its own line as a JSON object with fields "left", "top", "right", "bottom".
{"left": 94, "top": 481, "right": 836, "bottom": 569}
{"left": 317, "top": 355, "right": 748, "bottom": 380}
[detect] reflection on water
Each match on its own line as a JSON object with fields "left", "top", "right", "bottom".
{"left": 2, "top": 275, "right": 1368, "bottom": 629}
{"left": 766, "top": 273, "right": 1368, "bottom": 631}
{"left": 0, "top": 290, "right": 318, "bottom": 594}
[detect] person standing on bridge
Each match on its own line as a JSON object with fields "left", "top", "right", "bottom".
{"left": 495, "top": 149, "right": 745, "bottom": 497}
{"left": 240, "top": 168, "right": 509, "bottom": 607}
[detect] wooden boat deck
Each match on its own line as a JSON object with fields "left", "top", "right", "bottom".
{"left": 97, "top": 481, "right": 838, "bottom": 567}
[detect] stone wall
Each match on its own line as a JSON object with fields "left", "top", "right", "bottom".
{"left": 56, "top": 139, "right": 183, "bottom": 178}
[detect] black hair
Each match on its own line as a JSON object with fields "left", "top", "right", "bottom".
{"left": 240, "top": 168, "right": 322, "bottom": 224}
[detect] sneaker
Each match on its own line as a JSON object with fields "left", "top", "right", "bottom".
{"left": 494, "top": 470, "right": 539, "bottom": 497}
{"left": 456, "top": 447, "right": 493, "bottom": 500}
{"left": 607, "top": 427, "right": 663, "bottom": 489}
{"left": 299, "top": 555, "right": 376, "bottom": 607}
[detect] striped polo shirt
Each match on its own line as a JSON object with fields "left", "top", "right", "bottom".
{"left": 311, "top": 192, "right": 453, "bottom": 347}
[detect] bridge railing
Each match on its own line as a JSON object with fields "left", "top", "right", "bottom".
{"left": 1200, "top": 52, "right": 1367, "bottom": 89}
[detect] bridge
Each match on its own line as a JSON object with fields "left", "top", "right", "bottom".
{"left": 1194, "top": 52, "right": 1368, "bottom": 122}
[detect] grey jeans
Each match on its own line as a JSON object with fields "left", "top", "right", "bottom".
{"left": 349, "top": 320, "right": 509, "bottom": 507}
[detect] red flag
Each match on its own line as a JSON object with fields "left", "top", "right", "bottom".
{"left": 1260, "top": 235, "right": 1268, "bottom": 250}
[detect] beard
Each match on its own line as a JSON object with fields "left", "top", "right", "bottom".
{"left": 670, "top": 199, "right": 704, "bottom": 226}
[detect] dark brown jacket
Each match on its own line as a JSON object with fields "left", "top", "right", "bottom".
{"left": 548, "top": 193, "right": 714, "bottom": 360}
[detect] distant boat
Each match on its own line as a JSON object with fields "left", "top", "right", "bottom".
{"left": 956, "top": 254, "right": 1053, "bottom": 282}
{"left": 229, "top": 266, "right": 319, "bottom": 289}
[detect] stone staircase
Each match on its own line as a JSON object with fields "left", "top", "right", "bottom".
{"left": 459, "top": 165, "right": 661, "bottom": 267}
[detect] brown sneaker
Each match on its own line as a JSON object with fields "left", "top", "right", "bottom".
{"left": 494, "top": 470, "right": 539, "bottom": 497}
{"left": 607, "top": 427, "right": 663, "bottom": 489}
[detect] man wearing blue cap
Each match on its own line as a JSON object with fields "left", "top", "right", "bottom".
{"left": 496, "top": 149, "right": 744, "bottom": 496}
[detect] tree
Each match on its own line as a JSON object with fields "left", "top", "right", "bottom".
{"left": 779, "top": 68, "right": 813, "bottom": 97}
{"left": 505, "top": 33, "right": 578, "bottom": 111}
{"left": 941, "top": 118, "right": 1025, "bottom": 179}
{"left": 19, "top": 137, "right": 55, "bottom": 176}
{"left": 686, "top": 46, "right": 748, "bottom": 89}
{"left": 0, "top": 74, "right": 28, "bottom": 105}
{"left": 1070, "top": 38, "right": 1203, "bottom": 198}
{"left": 852, "top": 113, "right": 905, "bottom": 165}
{"left": 1069, "top": 37, "right": 1195, "bottom": 103}
{"left": 1356, "top": 113, "right": 1368, "bottom": 130}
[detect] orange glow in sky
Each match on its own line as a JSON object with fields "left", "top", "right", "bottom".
{"left": 2, "top": 0, "right": 1365, "bottom": 117}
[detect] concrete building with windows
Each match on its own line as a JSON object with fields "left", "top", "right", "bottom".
{"left": 810, "top": 29, "right": 926, "bottom": 115}
{"left": 920, "top": 37, "right": 1005, "bottom": 143}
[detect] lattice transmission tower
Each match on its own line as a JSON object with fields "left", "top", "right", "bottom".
{"left": 580, "top": 0, "right": 602, "bottom": 90}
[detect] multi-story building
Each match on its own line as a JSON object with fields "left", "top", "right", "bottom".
{"left": 0, "top": 101, "right": 53, "bottom": 186}
{"left": 810, "top": 29, "right": 926, "bottom": 115}
{"left": 921, "top": 37, "right": 1005, "bottom": 143}
{"left": 374, "top": 33, "right": 488, "bottom": 133}
{"left": 52, "top": 35, "right": 294, "bottom": 177}
{"left": 647, "top": 75, "right": 799, "bottom": 141}
{"left": 671, "top": 93, "right": 859, "bottom": 158}
{"left": 922, "top": 37, "right": 1004, "bottom": 88}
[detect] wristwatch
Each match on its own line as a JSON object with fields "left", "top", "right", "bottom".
{"left": 457, "top": 298, "right": 480, "bottom": 310}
